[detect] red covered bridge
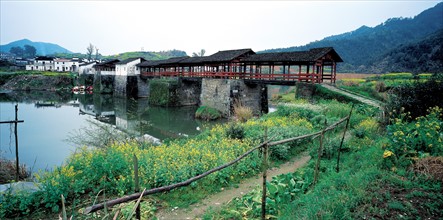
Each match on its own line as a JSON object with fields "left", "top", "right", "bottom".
{"left": 137, "top": 47, "right": 343, "bottom": 85}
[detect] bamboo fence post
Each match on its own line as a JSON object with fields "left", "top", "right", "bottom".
{"left": 314, "top": 120, "right": 327, "bottom": 185}
{"left": 261, "top": 127, "right": 268, "bottom": 220}
{"left": 133, "top": 154, "right": 140, "bottom": 220}
{"left": 336, "top": 104, "right": 354, "bottom": 173}
{"left": 15, "top": 105, "right": 19, "bottom": 182}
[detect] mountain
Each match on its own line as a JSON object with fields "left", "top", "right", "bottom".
{"left": 262, "top": 2, "right": 443, "bottom": 73}
{"left": 368, "top": 29, "right": 443, "bottom": 73}
{"left": 0, "top": 39, "right": 72, "bottom": 56}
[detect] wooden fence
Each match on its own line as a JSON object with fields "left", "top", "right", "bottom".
{"left": 84, "top": 106, "right": 353, "bottom": 219}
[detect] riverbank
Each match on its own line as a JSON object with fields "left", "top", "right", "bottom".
{"left": 0, "top": 72, "right": 74, "bottom": 92}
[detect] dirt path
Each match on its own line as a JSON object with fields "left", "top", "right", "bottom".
{"left": 321, "top": 84, "right": 383, "bottom": 109}
{"left": 156, "top": 153, "right": 311, "bottom": 219}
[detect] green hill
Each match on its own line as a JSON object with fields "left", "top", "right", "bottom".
{"left": 0, "top": 39, "right": 72, "bottom": 56}
{"left": 262, "top": 2, "right": 443, "bottom": 73}
{"left": 103, "top": 50, "right": 187, "bottom": 61}
{"left": 369, "top": 29, "right": 443, "bottom": 73}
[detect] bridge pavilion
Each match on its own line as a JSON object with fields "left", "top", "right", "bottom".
{"left": 137, "top": 47, "right": 343, "bottom": 84}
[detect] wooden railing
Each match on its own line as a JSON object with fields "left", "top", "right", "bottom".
{"left": 140, "top": 71, "right": 325, "bottom": 83}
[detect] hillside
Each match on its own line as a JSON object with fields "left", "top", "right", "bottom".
{"left": 369, "top": 29, "right": 443, "bottom": 73}
{"left": 0, "top": 39, "right": 72, "bottom": 56}
{"left": 103, "top": 49, "right": 188, "bottom": 61}
{"left": 262, "top": 2, "right": 443, "bottom": 73}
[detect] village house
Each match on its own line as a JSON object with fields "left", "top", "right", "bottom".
{"left": 78, "top": 61, "right": 98, "bottom": 75}
{"left": 115, "top": 57, "right": 146, "bottom": 76}
{"left": 26, "top": 56, "right": 54, "bottom": 71}
{"left": 26, "top": 57, "right": 81, "bottom": 72}
{"left": 54, "top": 58, "right": 80, "bottom": 72}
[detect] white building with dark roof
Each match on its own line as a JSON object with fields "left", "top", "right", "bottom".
{"left": 115, "top": 57, "right": 146, "bottom": 76}
{"left": 26, "top": 56, "right": 54, "bottom": 71}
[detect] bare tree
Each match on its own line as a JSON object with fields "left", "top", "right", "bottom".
{"left": 95, "top": 46, "right": 99, "bottom": 61}
{"left": 86, "top": 43, "right": 94, "bottom": 61}
{"left": 192, "top": 49, "right": 206, "bottom": 57}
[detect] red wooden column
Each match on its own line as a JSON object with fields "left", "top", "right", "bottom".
{"left": 333, "top": 62, "right": 337, "bottom": 83}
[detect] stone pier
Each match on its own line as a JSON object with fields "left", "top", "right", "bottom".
{"left": 200, "top": 78, "right": 268, "bottom": 117}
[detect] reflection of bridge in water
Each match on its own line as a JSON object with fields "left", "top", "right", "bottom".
{"left": 78, "top": 95, "right": 206, "bottom": 140}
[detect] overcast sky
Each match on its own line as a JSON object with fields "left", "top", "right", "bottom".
{"left": 1, "top": 1, "right": 440, "bottom": 56}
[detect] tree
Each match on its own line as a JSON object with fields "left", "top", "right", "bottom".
{"left": 24, "top": 45, "right": 36, "bottom": 58}
{"left": 95, "top": 46, "right": 99, "bottom": 61}
{"left": 192, "top": 49, "right": 206, "bottom": 57}
{"left": 9, "top": 46, "right": 24, "bottom": 57}
{"left": 86, "top": 43, "right": 94, "bottom": 61}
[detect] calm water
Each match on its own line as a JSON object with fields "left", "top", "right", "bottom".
{"left": 0, "top": 92, "right": 216, "bottom": 172}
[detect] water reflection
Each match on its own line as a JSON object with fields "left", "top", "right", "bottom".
{"left": 0, "top": 91, "right": 220, "bottom": 170}
{"left": 78, "top": 94, "right": 206, "bottom": 139}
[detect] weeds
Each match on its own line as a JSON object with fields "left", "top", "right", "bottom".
{"left": 233, "top": 100, "right": 253, "bottom": 122}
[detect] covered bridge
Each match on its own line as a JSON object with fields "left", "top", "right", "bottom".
{"left": 137, "top": 47, "right": 342, "bottom": 84}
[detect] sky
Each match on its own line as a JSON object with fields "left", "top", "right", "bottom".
{"left": 0, "top": 0, "right": 440, "bottom": 56}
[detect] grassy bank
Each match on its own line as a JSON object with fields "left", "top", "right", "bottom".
{"left": 1, "top": 73, "right": 441, "bottom": 219}
{"left": 0, "top": 71, "right": 76, "bottom": 91}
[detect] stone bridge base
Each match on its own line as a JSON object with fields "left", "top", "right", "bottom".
{"left": 200, "top": 78, "right": 268, "bottom": 117}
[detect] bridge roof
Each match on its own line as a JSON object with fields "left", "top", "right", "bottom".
{"left": 202, "top": 48, "right": 255, "bottom": 63}
{"left": 137, "top": 56, "right": 189, "bottom": 67}
{"left": 242, "top": 47, "right": 343, "bottom": 63}
{"left": 178, "top": 56, "right": 207, "bottom": 64}
{"left": 137, "top": 47, "right": 342, "bottom": 68}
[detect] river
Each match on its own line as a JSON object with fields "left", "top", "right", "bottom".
{"left": 0, "top": 91, "right": 221, "bottom": 172}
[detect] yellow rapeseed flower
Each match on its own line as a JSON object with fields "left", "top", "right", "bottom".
{"left": 383, "top": 150, "right": 394, "bottom": 158}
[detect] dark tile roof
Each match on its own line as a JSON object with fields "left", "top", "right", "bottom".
{"left": 137, "top": 56, "right": 189, "bottom": 67}
{"left": 35, "top": 56, "right": 54, "bottom": 61}
{"left": 243, "top": 47, "right": 343, "bottom": 63}
{"left": 203, "top": 48, "right": 255, "bottom": 63}
{"left": 93, "top": 59, "right": 120, "bottom": 68}
{"left": 79, "top": 61, "right": 98, "bottom": 67}
{"left": 178, "top": 56, "right": 207, "bottom": 64}
{"left": 116, "top": 57, "right": 146, "bottom": 65}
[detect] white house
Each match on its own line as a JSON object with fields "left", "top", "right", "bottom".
{"left": 78, "top": 61, "right": 98, "bottom": 75}
{"left": 115, "top": 57, "right": 146, "bottom": 76}
{"left": 54, "top": 58, "right": 80, "bottom": 72}
{"left": 26, "top": 56, "right": 54, "bottom": 71}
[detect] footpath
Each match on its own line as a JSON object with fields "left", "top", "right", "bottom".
{"left": 157, "top": 153, "right": 311, "bottom": 219}
{"left": 320, "top": 84, "right": 383, "bottom": 109}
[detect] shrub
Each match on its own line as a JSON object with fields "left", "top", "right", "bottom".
{"left": 195, "top": 106, "right": 222, "bottom": 120}
{"left": 0, "top": 157, "right": 30, "bottom": 184}
{"left": 148, "top": 79, "right": 179, "bottom": 106}
{"left": 353, "top": 118, "right": 379, "bottom": 139}
{"left": 386, "top": 76, "right": 443, "bottom": 119}
{"left": 375, "top": 81, "right": 387, "bottom": 92}
{"left": 226, "top": 123, "right": 245, "bottom": 140}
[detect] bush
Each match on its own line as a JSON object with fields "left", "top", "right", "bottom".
{"left": 386, "top": 76, "right": 443, "bottom": 119}
{"left": 148, "top": 79, "right": 179, "bottom": 106}
{"left": 226, "top": 123, "right": 245, "bottom": 140}
{"left": 195, "top": 106, "right": 222, "bottom": 120}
